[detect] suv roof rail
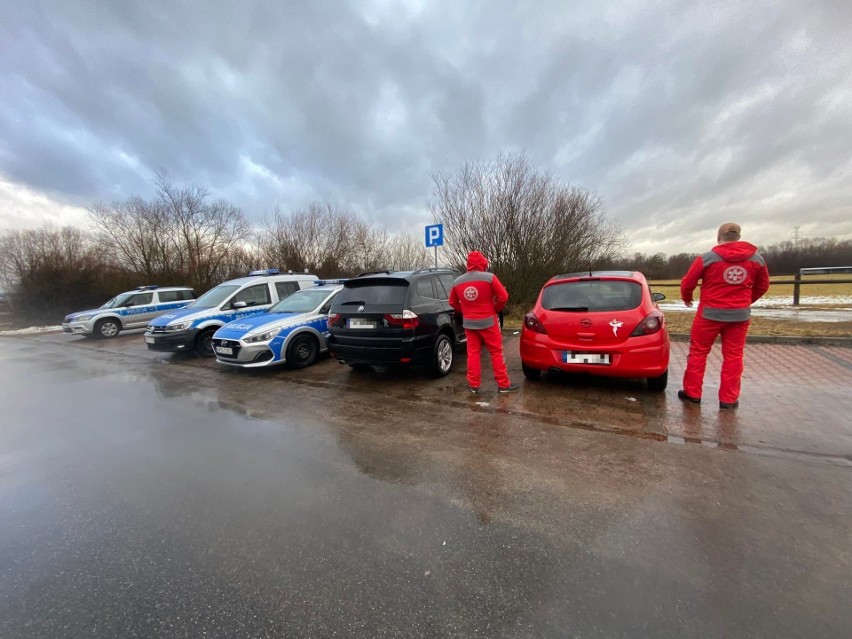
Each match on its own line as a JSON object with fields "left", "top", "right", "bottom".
{"left": 354, "top": 270, "right": 392, "bottom": 277}
{"left": 135, "top": 285, "right": 159, "bottom": 290}
{"left": 412, "top": 266, "right": 454, "bottom": 274}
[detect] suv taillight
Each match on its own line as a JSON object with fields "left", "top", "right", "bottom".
{"left": 524, "top": 312, "right": 547, "bottom": 334}
{"left": 384, "top": 309, "right": 419, "bottom": 330}
{"left": 327, "top": 313, "right": 343, "bottom": 330}
{"left": 630, "top": 310, "right": 664, "bottom": 336}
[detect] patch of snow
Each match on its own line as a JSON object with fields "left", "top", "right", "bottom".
{"left": 0, "top": 325, "right": 62, "bottom": 335}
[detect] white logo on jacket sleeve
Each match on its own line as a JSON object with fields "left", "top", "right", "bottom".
{"left": 609, "top": 319, "right": 623, "bottom": 336}
{"left": 723, "top": 265, "right": 747, "bottom": 284}
{"left": 463, "top": 286, "right": 478, "bottom": 301}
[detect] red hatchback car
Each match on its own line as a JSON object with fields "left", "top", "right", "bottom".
{"left": 519, "top": 271, "right": 670, "bottom": 391}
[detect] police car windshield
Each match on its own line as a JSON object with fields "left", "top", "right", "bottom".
{"left": 100, "top": 293, "right": 135, "bottom": 309}
{"left": 269, "top": 289, "right": 330, "bottom": 313}
{"left": 190, "top": 284, "right": 241, "bottom": 309}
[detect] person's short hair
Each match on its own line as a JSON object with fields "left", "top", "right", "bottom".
{"left": 717, "top": 223, "right": 741, "bottom": 242}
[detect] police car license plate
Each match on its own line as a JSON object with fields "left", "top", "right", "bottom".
{"left": 144, "top": 336, "right": 155, "bottom": 344}
{"left": 564, "top": 352, "right": 610, "bottom": 365}
{"left": 215, "top": 346, "right": 234, "bottom": 355}
{"left": 349, "top": 318, "right": 376, "bottom": 329}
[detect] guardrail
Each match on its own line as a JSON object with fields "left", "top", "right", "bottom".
{"left": 650, "top": 266, "right": 852, "bottom": 306}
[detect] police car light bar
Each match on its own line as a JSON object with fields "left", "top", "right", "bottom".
{"left": 136, "top": 285, "right": 159, "bottom": 290}
{"left": 313, "top": 279, "right": 348, "bottom": 286}
{"left": 248, "top": 268, "right": 281, "bottom": 276}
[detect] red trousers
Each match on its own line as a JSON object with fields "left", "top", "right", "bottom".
{"left": 683, "top": 314, "right": 750, "bottom": 403}
{"left": 465, "top": 323, "right": 511, "bottom": 388}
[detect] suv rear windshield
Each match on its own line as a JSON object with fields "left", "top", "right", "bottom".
{"left": 542, "top": 280, "right": 642, "bottom": 312}
{"left": 336, "top": 279, "right": 409, "bottom": 306}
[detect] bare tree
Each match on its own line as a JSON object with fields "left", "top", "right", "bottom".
{"left": 430, "top": 152, "right": 626, "bottom": 306}
{"left": 89, "top": 175, "right": 251, "bottom": 291}
{"left": 384, "top": 234, "right": 432, "bottom": 271}
{"left": 0, "top": 225, "right": 114, "bottom": 318}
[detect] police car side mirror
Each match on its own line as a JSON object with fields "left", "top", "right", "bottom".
{"left": 232, "top": 301, "right": 247, "bottom": 309}
{"left": 652, "top": 292, "right": 666, "bottom": 302}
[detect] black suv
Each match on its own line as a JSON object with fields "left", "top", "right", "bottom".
{"left": 326, "top": 268, "right": 465, "bottom": 376}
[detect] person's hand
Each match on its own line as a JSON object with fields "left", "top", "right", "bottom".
{"left": 684, "top": 300, "right": 693, "bottom": 308}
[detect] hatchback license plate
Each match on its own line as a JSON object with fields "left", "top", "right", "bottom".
{"left": 349, "top": 318, "right": 376, "bottom": 329}
{"left": 144, "top": 336, "right": 155, "bottom": 344}
{"left": 564, "top": 351, "right": 610, "bottom": 365}
{"left": 215, "top": 346, "right": 234, "bottom": 356}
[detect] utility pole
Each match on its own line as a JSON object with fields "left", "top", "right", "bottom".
{"left": 792, "top": 226, "right": 801, "bottom": 249}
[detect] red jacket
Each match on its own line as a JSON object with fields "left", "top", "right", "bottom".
{"left": 449, "top": 251, "right": 509, "bottom": 329}
{"left": 681, "top": 241, "right": 770, "bottom": 322}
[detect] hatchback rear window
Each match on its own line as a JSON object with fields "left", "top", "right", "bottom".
{"left": 336, "top": 279, "right": 409, "bottom": 306}
{"left": 542, "top": 280, "right": 642, "bottom": 312}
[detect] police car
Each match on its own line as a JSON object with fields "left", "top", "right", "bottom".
{"left": 211, "top": 282, "right": 343, "bottom": 369}
{"left": 144, "top": 269, "right": 318, "bottom": 357}
{"left": 62, "top": 285, "right": 196, "bottom": 338}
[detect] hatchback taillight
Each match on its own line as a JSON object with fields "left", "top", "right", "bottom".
{"left": 384, "top": 309, "right": 419, "bottom": 330}
{"left": 524, "top": 312, "right": 547, "bottom": 334}
{"left": 630, "top": 310, "right": 664, "bottom": 336}
{"left": 327, "top": 313, "right": 343, "bottom": 330}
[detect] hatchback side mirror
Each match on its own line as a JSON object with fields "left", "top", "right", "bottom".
{"left": 652, "top": 292, "right": 666, "bottom": 302}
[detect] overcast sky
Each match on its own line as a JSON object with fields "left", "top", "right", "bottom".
{"left": 2, "top": 0, "right": 851, "bottom": 255}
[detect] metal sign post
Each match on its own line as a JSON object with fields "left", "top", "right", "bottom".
{"left": 425, "top": 224, "right": 444, "bottom": 268}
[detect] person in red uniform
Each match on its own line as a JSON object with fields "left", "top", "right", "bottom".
{"left": 679, "top": 223, "right": 770, "bottom": 409}
{"left": 449, "top": 251, "right": 519, "bottom": 394}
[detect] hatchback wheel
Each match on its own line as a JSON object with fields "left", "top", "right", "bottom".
{"left": 522, "top": 363, "right": 541, "bottom": 381}
{"left": 287, "top": 334, "right": 318, "bottom": 369}
{"left": 647, "top": 369, "right": 668, "bottom": 392}
{"left": 95, "top": 318, "right": 121, "bottom": 339}
{"left": 428, "top": 334, "right": 454, "bottom": 377}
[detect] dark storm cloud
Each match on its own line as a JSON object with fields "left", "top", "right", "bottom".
{"left": 1, "top": 0, "right": 850, "bottom": 252}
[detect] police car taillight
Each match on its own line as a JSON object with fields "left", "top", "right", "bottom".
{"left": 630, "top": 311, "right": 664, "bottom": 336}
{"left": 384, "top": 310, "right": 419, "bottom": 330}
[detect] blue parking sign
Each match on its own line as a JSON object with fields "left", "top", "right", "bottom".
{"left": 425, "top": 224, "right": 444, "bottom": 248}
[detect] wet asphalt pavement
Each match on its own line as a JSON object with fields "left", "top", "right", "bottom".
{"left": 1, "top": 332, "right": 850, "bottom": 638}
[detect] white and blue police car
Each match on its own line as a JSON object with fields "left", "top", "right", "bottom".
{"left": 144, "top": 270, "right": 317, "bottom": 357}
{"left": 62, "top": 285, "right": 196, "bottom": 339}
{"left": 211, "top": 282, "right": 343, "bottom": 369}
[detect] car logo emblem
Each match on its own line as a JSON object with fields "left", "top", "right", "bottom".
{"left": 580, "top": 319, "right": 592, "bottom": 328}
{"left": 358, "top": 305, "right": 365, "bottom": 313}
{"left": 609, "top": 319, "right": 623, "bottom": 336}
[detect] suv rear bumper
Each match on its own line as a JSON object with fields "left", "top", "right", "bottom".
{"left": 327, "top": 335, "right": 426, "bottom": 365}
{"left": 145, "top": 329, "right": 199, "bottom": 352}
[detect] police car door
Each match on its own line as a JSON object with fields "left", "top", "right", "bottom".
{"left": 121, "top": 292, "right": 157, "bottom": 327}
{"left": 224, "top": 283, "right": 273, "bottom": 320}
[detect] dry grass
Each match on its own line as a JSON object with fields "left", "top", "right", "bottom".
{"left": 650, "top": 274, "right": 852, "bottom": 302}
{"left": 662, "top": 312, "right": 852, "bottom": 337}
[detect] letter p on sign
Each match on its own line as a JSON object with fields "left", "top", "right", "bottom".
{"left": 425, "top": 224, "right": 444, "bottom": 248}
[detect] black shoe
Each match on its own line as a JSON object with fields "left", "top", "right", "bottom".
{"left": 467, "top": 386, "right": 480, "bottom": 394}
{"left": 719, "top": 400, "right": 739, "bottom": 410}
{"left": 677, "top": 390, "right": 701, "bottom": 404}
{"left": 498, "top": 383, "right": 520, "bottom": 393}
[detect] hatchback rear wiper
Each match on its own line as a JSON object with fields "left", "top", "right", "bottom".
{"left": 340, "top": 300, "right": 366, "bottom": 306}
{"left": 550, "top": 306, "right": 589, "bottom": 312}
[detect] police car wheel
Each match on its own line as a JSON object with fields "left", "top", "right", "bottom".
{"left": 428, "top": 334, "right": 454, "bottom": 378}
{"left": 287, "top": 335, "right": 318, "bottom": 369}
{"left": 195, "top": 328, "right": 216, "bottom": 357}
{"left": 95, "top": 318, "right": 121, "bottom": 339}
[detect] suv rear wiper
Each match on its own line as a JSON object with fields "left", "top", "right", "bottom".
{"left": 550, "top": 306, "right": 589, "bottom": 312}
{"left": 339, "top": 300, "right": 366, "bottom": 306}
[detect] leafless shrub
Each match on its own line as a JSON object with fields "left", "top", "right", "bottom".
{"left": 430, "top": 152, "right": 626, "bottom": 306}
